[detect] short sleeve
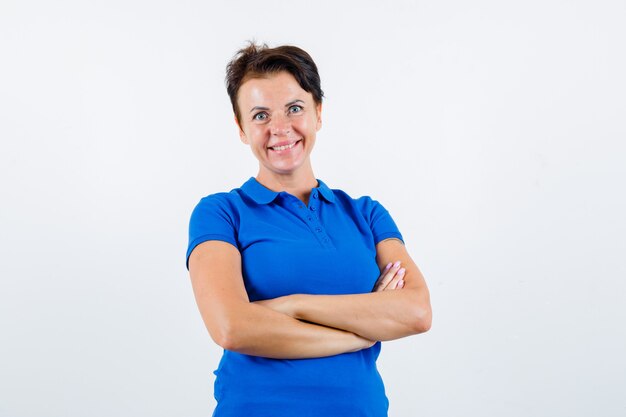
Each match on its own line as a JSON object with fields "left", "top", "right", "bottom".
{"left": 357, "top": 196, "right": 404, "bottom": 245}
{"left": 186, "top": 194, "right": 239, "bottom": 269}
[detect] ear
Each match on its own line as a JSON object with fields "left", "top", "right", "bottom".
{"left": 315, "top": 103, "right": 323, "bottom": 131}
{"left": 235, "top": 115, "right": 249, "bottom": 144}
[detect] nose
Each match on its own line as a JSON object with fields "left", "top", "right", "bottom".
{"left": 269, "top": 113, "right": 291, "bottom": 136}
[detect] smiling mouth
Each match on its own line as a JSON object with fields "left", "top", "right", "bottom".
{"left": 269, "top": 139, "right": 302, "bottom": 151}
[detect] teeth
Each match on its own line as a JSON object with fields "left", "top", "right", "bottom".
{"left": 272, "top": 141, "right": 297, "bottom": 151}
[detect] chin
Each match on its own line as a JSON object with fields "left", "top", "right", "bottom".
{"left": 263, "top": 159, "right": 305, "bottom": 176}
{"left": 267, "top": 155, "right": 308, "bottom": 172}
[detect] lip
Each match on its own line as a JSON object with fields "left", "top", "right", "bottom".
{"left": 267, "top": 139, "right": 302, "bottom": 151}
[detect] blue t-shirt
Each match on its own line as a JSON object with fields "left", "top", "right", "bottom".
{"left": 187, "top": 177, "right": 404, "bottom": 417}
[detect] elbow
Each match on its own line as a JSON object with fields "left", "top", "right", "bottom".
{"left": 410, "top": 305, "right": 432, "bottom": 334}
{"left": 209, "top": 318, "right": 246, "bottom": 351}
{"left": 212, "top": 330, "right": 236, "bottom": 351}
{"left": 217, "top": 337, "right": 240, "bottom": 352}
{"left": 203, "top": 303, "right": 259, "bottom": 352}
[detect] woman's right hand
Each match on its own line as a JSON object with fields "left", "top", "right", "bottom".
{"left": 372, "top": 261, "right": 406, "bottom": 292}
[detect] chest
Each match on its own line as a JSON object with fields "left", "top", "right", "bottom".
{"left": 237, "top": 200, "right": 379, "bottom": 301}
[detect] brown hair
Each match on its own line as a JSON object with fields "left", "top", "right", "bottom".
{"left": 226, "top": 42, "right": 324, "bottom": 124}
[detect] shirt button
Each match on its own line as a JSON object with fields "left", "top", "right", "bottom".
{"left": 316, "top": 227, "right": 322, "bottom": 232}
{"left": 313, "top": 194, "right": 318, "bottom": 199}
{"left": 308, "top": 217, "right": 312, "bottom": 221}
{"left": 310, "top": 206, "right": 316, "bottom": 211}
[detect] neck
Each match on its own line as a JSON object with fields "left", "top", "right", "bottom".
{"left": 256, "top": 165, "right": 318, "bottom": 205}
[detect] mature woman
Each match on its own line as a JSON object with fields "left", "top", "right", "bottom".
{"left": 186, "top": 43, "right": 432, "bottom": 416}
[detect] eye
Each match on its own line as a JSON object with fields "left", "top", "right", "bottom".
{"left": 288, "top": 105, "right": 303, "bottom": 114}
{"left": 253, "top": 112, "right": 268, "bottom": 121}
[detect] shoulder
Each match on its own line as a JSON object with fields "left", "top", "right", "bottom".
{"left": 326, "top": 183, "right": 404, "bottom": 244}
{"left": 191, "top": 186, "right": 250, "bottom": 220}
{"left": 194, "top": 191, "right": 237, "bottom": 212}
{"left": 187, "top": 189, "right": 245, "bottom": 267}
{"left": 188, "top": 189, "right": 250, "bottom": 241}
{"left": 328, "top": 187, "right": 388, "bottom": 219}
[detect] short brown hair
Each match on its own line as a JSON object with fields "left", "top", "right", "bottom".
{"left": 226, "top": 42, "right": 324, "bottom": 124}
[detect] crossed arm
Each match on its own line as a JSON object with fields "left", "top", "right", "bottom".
{"left": 188, "top": 238, "right": 431, "bottom": 359}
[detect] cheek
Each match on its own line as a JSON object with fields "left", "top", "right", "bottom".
{"left": 249, "top": 127, "right": 268, "bottom": 144}
{"left": 293, "top": 117, "right": 315, "bottom": 133}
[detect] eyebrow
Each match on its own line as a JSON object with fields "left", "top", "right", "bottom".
{"left": 249, "top": 99, "right": 305, "bottom": 113}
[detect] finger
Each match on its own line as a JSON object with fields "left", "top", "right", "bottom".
{"left": 372, "top": 262, "right": 393, "bottom": 292}
{"left": 376, "top": 261, "right": 402, "bottom": 291}
{"left": 384, "top": 268, "right": 406, "bottom": 291}
{"left": 373, "top": 262, "right": 398, "bottom": 291}
{"left": 380, "top": 262, "right": 402, "bottom": 290}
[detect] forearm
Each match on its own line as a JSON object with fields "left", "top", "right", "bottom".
{"left": 284, "top": 238, "right": 432, "bottom": 341}
{"left": 190, "top": 241, "right": 373, "bottom": 360}
{"left": 202, "top": 300, "right": 373, "bottom": 359}
{"left": 289, "top": 288, "right": 431, "bottom": 341}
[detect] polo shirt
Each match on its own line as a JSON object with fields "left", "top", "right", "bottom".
{"left": 186, "top": 177, "right": 404, "bottom": 417}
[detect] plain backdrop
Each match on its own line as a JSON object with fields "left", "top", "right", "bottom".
{"left": 1, "top": 1, "right": 625, "bottom": 416}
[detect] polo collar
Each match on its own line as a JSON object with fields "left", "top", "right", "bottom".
{"left": 315, "top": 179, "right": 336, "bottom": 203}
{"left": 241, "top": 177, "right": 335, "bottom": 205}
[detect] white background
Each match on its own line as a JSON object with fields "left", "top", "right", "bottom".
{"left": 1, "top": 1, "right": 625, "bottom": 416}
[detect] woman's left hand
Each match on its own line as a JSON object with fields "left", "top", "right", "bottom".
{"left": 255, "top": 261, "right": 406, "bottom": 317}
{"left": 372, "top": 261, "right": 406, "bottom": 292}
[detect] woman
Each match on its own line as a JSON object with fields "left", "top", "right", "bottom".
{"left": 186, "top": 43, "right": 432, "bottom": 416}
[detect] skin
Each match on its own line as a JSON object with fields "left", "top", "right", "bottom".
{"left": 235, "top": 71, "right": 321, "bottom": 204}
{"left": 255, "top": 238, "right": 432, "bottom": 342}
{"left": 189, "top": 240, "right": 376, "bottom": 359}
{"left": 188, "top": 71, "right": 431, "bottom": 359}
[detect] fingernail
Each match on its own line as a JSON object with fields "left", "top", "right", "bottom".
{"left": 398, "top": 268, "right": 406, "bottom": 275}
{"left": 398, "top": 279, "right": 405, "bottom": 288}
{"left": 393, "top": 261, "right": 401, "bottom": 268}
{"left": 385, "top": 262, "right": 392, "bottom": 270}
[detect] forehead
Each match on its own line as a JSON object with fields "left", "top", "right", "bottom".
{"left": 237, "top": 71, "right": 312, "bottom": 106}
